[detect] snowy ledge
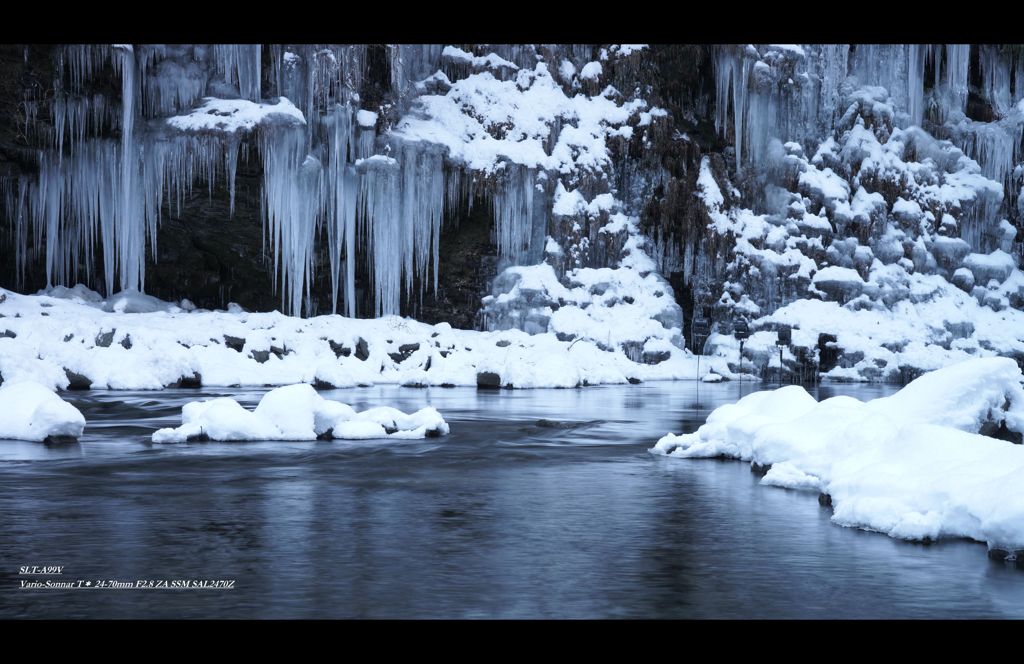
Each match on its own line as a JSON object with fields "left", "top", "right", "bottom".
{"left": 153, "top": 384, "right": 448, "bottom": 442}
{"left": 167, "top": 97, "right": 306, "bottom": 134}
{"left": 651, "top": 358, "right": 1024, "bottom": 551}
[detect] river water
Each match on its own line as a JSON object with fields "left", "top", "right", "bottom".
{"left": 2, "top": 381, "right": 1023, "bottom": 619}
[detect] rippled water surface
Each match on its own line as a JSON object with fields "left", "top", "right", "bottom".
{"left": 2, "top": 381, "right": 1022, "bottom": 618}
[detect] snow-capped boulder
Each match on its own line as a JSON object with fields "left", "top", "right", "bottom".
{"left": 0, "top": 381, "right": 86, "bottom": 442}
{"left": 811, "top": 266, "right": 864, "bottom": 302}
{"left": 964, "top": 250, "right": 1017, "bottom": 286}
{"left": 929, "top": 236, "right": 972, "bottom": 273}
{"left": 951, "top": 267, "right": 976, "bottom": 292}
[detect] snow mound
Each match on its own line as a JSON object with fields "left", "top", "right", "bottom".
{"left": 0, "top": 381, "right": 85, "bottom": 442}
{"left": 152, "top": 383, "right": 449, "bottom": 442}
{"left": 652, "top": 358, "right": 1024, "bottom": 549}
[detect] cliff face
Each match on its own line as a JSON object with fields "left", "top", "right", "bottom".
{"left": 2, "top": 44, "right": 1023, "bottom": 382}
{"left": 0, "top": 44, "right": 695, "bottom": 340}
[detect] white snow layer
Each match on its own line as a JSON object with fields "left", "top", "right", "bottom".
{"left": 152, "top": 383, "right": 448, "bottom": 442}
{"left": 0, "top": 287, "right": 709, "bottom": 391}
{"left": 652, "top": 357, "right": 1024, "bottom": 550}
{"left": 0, "top": 381, "right": 86, "bottom": 442}
{"left": 37, "top": 284, "right": 187, "bottom": 313}
{"left": 167, "top": 97, "right": 305, "bottom": 133}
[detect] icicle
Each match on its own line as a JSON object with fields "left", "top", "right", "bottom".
{"left": 354, "top": 136, "right": 446, "bottom": 318}
{"left": 960, "top": 189, "right": 1005, "bottom": 252}
{"left": 324, "top": 103, "right": 357, "bottom": 315}
{"left": 277, "top": 44, "right": 367, "bottom": 146}
{"left": 58, "top": 45, "right": 112, "bottom": 93}
{"left": 813, "top": 44, "right": 849, "bottom": 132}
{"left": 944, "top": 44, "right": 971, "bottom": 117}
{"left": 268, "top": 44, "right": 283, "bottom": 98}
{"left": 343, "top": 164, "right": 357, "bottom": 318}
{"left": 402, "top": 140, "right": 446, "bottom": 297}
{"left": 852, "top": 45, "right": 910, "bottom": 113}
{"left": 358, "top": 155, "right": 401, "bottom": 317}
{"left": 356, "top": 124, "right": 376, "bottom": 160}
{"left": 213, "top": 44, "right": 261, "bottom": 101}
{"left": 115, "top": 45, "right": 142, "bottom": 294}
{"left": 492, "top": 163, "right": 546, "bottom": 265}
{"left": 259, "top": 124, "right": 319, "bottom": 317}
{"left": 1014, "top": 50, "right": 1024, "bottom": 106}
{"left": 280, "top": 47, "right": 306, "bottom": 117}
{"left": 389, "top": 45, "right": 444, "bottom": 105}
{"left": 979, "top": 44, "right": 1013, "bottom": 114}
{"left": 955, "top": 110, "right": 1024, "bottom": 191}
{"left": 908, "top": 44, "right": 927, "bottom": 127}
{"left": 140, "top": 47, "right": 209, "bottom": 117}
{"left": 224, "top": 135, "right": 239, "bottom": 217}
{"left": 714, "top": 47, "right": 735, "bottom": 145}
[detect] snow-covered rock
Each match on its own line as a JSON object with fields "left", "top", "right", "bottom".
{"left": 0, "top": 381, "right": 86, "bottom": 442}
{"left": 652, "top": 358, "right": 1024, "bottom": 550}
{"left": 152, "top": 383, "right": 449, "bottom": 442}
{"left": 964, "top": 250, "right": 1017, "bottom": 286}
{"left": 811, "top": 266, "right": 864, "bottom": 302}
{"left": 758, "top": 269, "right": 1024, "bottom": 382}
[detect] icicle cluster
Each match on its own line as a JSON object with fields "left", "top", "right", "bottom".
{"left": 3, "top": 43, "right": 600, "bottom": 319}
{"left": 3, "top": 44, "right": 458, "bottom": 318}
{"left": 4, "top": 44, "right": 272, "bottom": 299}
{"left": 354, "top": 139, "right": 447, "bottom": 317}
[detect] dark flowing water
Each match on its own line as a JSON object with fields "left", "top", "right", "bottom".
{"left": 2, "top": 380, "right": 1023, "bottom": 619}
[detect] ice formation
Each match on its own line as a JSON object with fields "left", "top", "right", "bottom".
{"left": 152, "top": 383, "right": 448, "bottom": 442}
{"left": 652, "top": 358, "right": 1024, "bottom": 550}
{"left": 0, "top": 381, "right": 86, "bottom": 442}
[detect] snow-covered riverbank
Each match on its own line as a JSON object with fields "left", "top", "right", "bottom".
{"left": 0, "top": 287, "right": 714, "bottom": 391}
{"left": 653, "top": 357, "right": 1024, "bottom": 553}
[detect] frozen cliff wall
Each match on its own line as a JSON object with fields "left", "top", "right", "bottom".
{"left": 0, "top": 44, "right": 674, "bottom": 332}
{"left": 0, "top": 44, "right": 1022, "bottom": 383}
{"left": 686, "top": 44, "right": 1024, "bottom": 381}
